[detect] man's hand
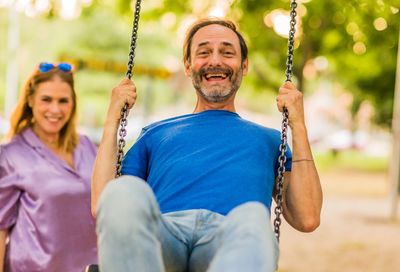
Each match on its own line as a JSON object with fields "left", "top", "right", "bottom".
{"left": 276, "top": 82, "right": 305, "bottom": 129}
{"left": 105, "top": 78, "right": 137, "bottom": 126}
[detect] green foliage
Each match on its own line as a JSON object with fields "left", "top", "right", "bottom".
{"left": 234, "top": 0, "right": 399, "bottom": 128}
{"left": 324, "top": 0, "right": 399, "bottom": 127}
{"left": 315, "top": 150, "right": 388, "bottom": 173}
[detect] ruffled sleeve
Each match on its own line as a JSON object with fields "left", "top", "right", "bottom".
{"left": 0, "top": 145, "right": 22, "bottom": 230}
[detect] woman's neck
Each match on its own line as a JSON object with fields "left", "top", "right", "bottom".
{"left": 31, "top": 125, "right": 75, "bottom": 169}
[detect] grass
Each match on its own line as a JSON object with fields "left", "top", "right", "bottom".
{"left": 314, "top": 150, "right": 389, "bottom": 173}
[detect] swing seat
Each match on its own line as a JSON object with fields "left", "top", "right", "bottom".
{"left": 85, "top": 264, "right": 99, "bottom": 272}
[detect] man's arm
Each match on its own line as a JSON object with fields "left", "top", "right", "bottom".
{"left": 280, "top": 125, "right": 322, "bottom": 232}
{"left": 0, "top": 229, "right": 7, "bottom": 272}
{"left": 275, "top": 82, "right": 323, "bottom": 232}
{"left": 91, "top": 78, "right": 137, "bottom": 217}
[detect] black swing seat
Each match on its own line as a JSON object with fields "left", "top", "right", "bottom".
{"left": 85, "top": 264, "right": 99, "bottom": 272}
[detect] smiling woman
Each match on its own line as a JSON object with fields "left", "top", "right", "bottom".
{"left": 0, "top": 63, "right": 98, "bottom": 271}
{"left": 8, "top": 62, "right": 78, "bottom": 153}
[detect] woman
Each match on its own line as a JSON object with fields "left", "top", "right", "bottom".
{"left": 0, "top": 62, "right": 97, "bottom": 271}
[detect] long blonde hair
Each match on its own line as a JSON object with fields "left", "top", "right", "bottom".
{"left": 8, "top": 65, "right": 78, "bottom": 153}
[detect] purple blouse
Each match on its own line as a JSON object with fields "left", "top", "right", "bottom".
{"left": 0, "top": 128, "right": 98, "bottom": 272}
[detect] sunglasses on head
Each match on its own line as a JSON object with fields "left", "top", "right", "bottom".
{"left": 39, "top": 62, "right": 73, "bottom": 73}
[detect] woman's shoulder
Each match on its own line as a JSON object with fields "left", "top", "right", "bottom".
{"left": 0, "top": 134, "right": 28, "bottom": 171}
{"left": 1, "top": 134, "right": 26, "bottom": 155}
{"left": 77, "top": 134, "right": 97, "bottom": 153}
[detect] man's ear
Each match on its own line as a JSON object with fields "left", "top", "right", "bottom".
{"left": 184, "top": 60, "right": 191, "bottom": 77}
{"left": 242, "top": 58, "right": 249, "bottom": 76}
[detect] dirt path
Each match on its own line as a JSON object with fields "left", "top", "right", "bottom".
{"left": 277, "top": 171, "right": 400, "bottom": 272}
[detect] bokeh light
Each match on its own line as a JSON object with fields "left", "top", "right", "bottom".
{"left": 373, "top": 17, "right": 387, "bottom": 31}
{"left": 353, "top": 42, "right": 367, "bottom": 55}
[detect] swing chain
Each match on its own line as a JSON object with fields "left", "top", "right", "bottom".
{"left": 274, "top": 110, "right": 289, "bottom": 241}
{"left": 274, "top": 0, "right": 297, "bottom": 242}
{"left": 116, "top": 0, "right": 143, "bottom": 178}
{"left": 285, "top": 0, "right": 297, "bottom": 82}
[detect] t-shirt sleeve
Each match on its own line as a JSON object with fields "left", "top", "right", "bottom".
{"left": 284, "top": 145, "right": 292, "bottom": 171}
{"left": 0, "top": 146, "right": 22, "bottom": 230}
{"left": 274, "top": 143, "right": 292, "bottom": 177}
{"left": 121, "top": 129, "right": 149, "bottom": 180}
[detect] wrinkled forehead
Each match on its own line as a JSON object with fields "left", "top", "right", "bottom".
{"left": 191, "top": 24, "right": 241, "bottom": 50}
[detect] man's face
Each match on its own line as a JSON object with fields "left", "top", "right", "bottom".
{"left": 185, "top": 24, "right": 248, "bottom": 103}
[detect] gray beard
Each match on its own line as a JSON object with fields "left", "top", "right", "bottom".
{"left": 195, "top": 85, "right": 237, "bottom": 103}
{"left": 190, "top": 64, "right": 244, "bottom": 103}
{"left": 192, "top": 73, "right": 241, "bottom": 103}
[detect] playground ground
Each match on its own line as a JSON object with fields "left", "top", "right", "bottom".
{"left": 278, "top": 170, "right": 400, "bottom": 272}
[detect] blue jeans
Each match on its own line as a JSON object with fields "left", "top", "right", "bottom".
{"left": 96, "top": 176, "right": 279, "bottom": 272}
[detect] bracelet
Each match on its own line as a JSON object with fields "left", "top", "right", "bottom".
{"left": 292, "top": 158, "right": 314, "bottom": 163}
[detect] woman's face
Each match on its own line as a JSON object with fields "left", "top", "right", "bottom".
{"left": 29, "top": 76, "right": 74, "bottom": 138}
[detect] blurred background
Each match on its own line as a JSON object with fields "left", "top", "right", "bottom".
{"left": 0, "top": 0, "right": 399, "bottom": 271}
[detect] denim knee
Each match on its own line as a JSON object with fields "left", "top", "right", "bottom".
{"left": 229, "top": 202, "right": 270, "bottom": 223}
{"left": 224, "top": 202, "right": 272, "bottom": 235}
{"left": 224, "top": 202, "right": 278, "bottom": 251}
{"left": 208, "top": 202, "right": 278, "bottom": 272}
{"left": 97, "top": 176, "right": 159, "bottom": 235}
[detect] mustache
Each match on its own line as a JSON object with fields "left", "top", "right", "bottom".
{"left": 199, "top": 66, "right": 233, "bottom": 78}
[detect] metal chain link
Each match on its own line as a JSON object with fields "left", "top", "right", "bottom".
{"left": 285, "top": 0, "right": 298, "bottom": 83}
{"left": 274, "top": 0, "right": 298, "bottom": 242}
{"left": 116, "top": 0, "right": 143, "bottom": 178}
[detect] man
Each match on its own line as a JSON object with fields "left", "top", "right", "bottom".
{"left": 91, "top": 18, "right": 322, "bottom": 272}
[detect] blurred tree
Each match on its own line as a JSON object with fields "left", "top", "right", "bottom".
{"left": 235, "top": 0, "right": 399, "bottom": 127}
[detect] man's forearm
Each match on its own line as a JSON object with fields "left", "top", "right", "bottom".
{"left": 91, "top": 122, "right": 119, "bottom": 217}
{"left": 283, "top": 124, "right": 323, "bottom": 232}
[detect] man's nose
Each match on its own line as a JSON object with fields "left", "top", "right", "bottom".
{"left": 209, "top": 52, "right": 222, "bottom": 66}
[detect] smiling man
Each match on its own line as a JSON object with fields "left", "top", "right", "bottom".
{"left": 187, "top": 23, "right": 247, "bottom": 107}
{"left": 92, "top": 18, "right": 322, "bottom": 272}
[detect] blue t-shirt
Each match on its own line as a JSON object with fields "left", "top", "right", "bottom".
{"left": 122, "top": 110, "right": 292, "bottom": 215}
